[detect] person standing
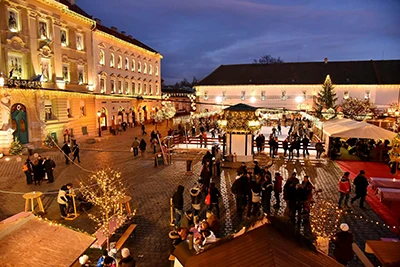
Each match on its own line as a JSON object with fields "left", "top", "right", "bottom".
{"left": 43, "top": 156, "right": 56, "bottom": 183}
{"left": 72, "top": 143, "right": 81, "bottom": 163}
{"left": 209, "top": 182, "right": 221, "bottom": 218}
{"left": 273, "top": 172, "right": 283, "bottom": 208}
{"left": 255, "top": 134, "right": 263, "bottom": 155}
{"left": 119, "top": 248, "right": 136, "bottom": 267}
{"left": 315, "top": 142, "right": 324, "bottom": 159}
{"left": 61, "top": 142, "right": 71, "bottom": 165}
{"left": 214, "top": 146, "right": 222, "bottom": 177}
{"left": 190, "top": 184, "right": 202, "bottom": 216}
{"left": 22, "top": 158, "right": 33, "bottom": 185}
{"left": 141, "top": 124, "right": 147, "bottom": 135}
{"left": 32, "top": 159, "right": 43, "bottom": 185}
{"left": 333, "top": 223, "right": 354, "bottom": 265}
{"left": 261, "top": 174, "right": 273, "bottom": 215}
{"left": 351, "top": 170, "right": 368, "bottom": 209}
{"left": 57, "top": 183, "right": 73, "bottom": 218}
{"left": 268, "top": 136, "right": 276, "bottom": 158}
{"left": 131, "top": 137, "right": 140, "bottom": 157}
{"left": 139, "top": 138, "right": 147, "bottom": 156}
{"left": 302, "top": 136, "right": 310, "bottom": 157}
{"left": 231, "top": 172, "right": 246, "bottom": 214}
{"left": 338, "top": 172, "right": 351, "bottom": 209}
{"left": 172, "top": 185, "right": 184, "bottom": 226}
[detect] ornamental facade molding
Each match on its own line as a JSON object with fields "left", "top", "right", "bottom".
{"left": 6, "top": 35, "right": 28, "bottom": 52}
{"left": 38, "top": 45, "right": 53, "bottom": 58}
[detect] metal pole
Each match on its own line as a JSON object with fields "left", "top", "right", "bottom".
{"left": 98, "top": 117, "right": 102, "bottom": 137}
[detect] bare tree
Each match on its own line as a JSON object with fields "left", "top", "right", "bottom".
{"left": 253, "top": 54, "right": 284, "bottom": 64}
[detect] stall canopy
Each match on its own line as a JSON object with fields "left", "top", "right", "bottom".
{"left": 0, "top": 212, "right": 95, "bottom": 267}
{"left": 323, "top": 119, "right": 397, "bottom": 140}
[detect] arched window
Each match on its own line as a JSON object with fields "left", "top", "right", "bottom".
{"left": 149, "top": 84, "right": 152, "bottom": 95}
{"left": 137, "top": 82, "right": 142, "bottom": 94}
{"left": 8, "top": 9, "right": 20, "bottom": 33}
{"left": 110, "top": 53, "right": 115, "bottom": 67}
{"left": 118, "top": 56, "right": 122, "bottom": 69}
{"left": 149, "top": 64, "right": 153, "bottom": 75}
{"left": 143, "top": 63, "right": 147, "bottom": 74}
{"left": 99, "top": 50, "right": 105, "bottom": 65}
{"left": 143, "top": 84, "right": 147, "bottom": 95}
{"left": 138, "top": 62, "right": 141, "bottom": 73}
{"left": 125, "top": 58, "right": 129, "bottom": 70}
{"left": 156, "top": 84, "right": 159, "bottom": 95}
{"left": 110, "top": 80, "right": 115, "bottom": 94}
{"left": 155, "top": 66, "right": 159, "bottom": 76}
{"left": 125, "top": 81, "right": 129, "bottom": 94}
{"left": 131, "top": 59, "right": 135, "bottom": 72}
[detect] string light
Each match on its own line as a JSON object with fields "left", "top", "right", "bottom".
{"left": 342, "top": 210, "right": 398, "bottom": 231}
{"left": 35, "top": 215, "right": 93, "bottom": 236}
{"left": 310, "top": 199, "right": 343, "bottom": 240}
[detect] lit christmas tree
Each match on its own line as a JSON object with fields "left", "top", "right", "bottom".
{"left": 314, "top": 75, "right": 338, "bottom": 119}
{"left": 9, "top": 137, "right": 24, "bottom": 155}
{"left": 43, "top": 134, "right": 55, "bottom": 148}
{"left": 79, "top": 168, "right": 128, "bottom": 250}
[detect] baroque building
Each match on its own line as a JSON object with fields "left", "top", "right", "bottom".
{"left": 0, "top": 0, "right": 162, "bottom": 153}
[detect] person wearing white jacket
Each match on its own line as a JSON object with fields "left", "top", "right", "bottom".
{"left": 57, "top": 183, "right": 73, "bottom": 218}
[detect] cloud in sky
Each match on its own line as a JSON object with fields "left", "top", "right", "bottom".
{"left": 77, "top": 0, "right": 400, "bottom": 84}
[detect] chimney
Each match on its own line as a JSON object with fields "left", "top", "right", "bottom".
{"left": 68, "top": 0, "right": 76, "bottom": 4}
{"left": 121, "top": 31, "right": 126, "bottom": 36}
{"left": 128, "top": 35, "right": 133, "bottom": 39}
{"left": 111, "top": 26, "right": 118, "bottom": 32}
{"left": 324, "top": 57, "right": 328, "bottom": 64}
{"left": 95, "top": 18, "right": 101, "bottom": 25}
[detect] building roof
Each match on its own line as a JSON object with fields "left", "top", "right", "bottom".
{"left": 197, "top": 60, "right": 400, "bottom": 86}
{"left": 58, "top": 0, "right": 159, "bottom": 54}
{"left": 162, "top": 87, "right": 195, "bottom": 94}
{"left": 0, "top": 212, "right": 95, "bottom": 266}
{"left": 224, "top": 103, "right": 258, "bottom": 111}
{"left": 185, "top": 224, "right": 343, "bottom": 267}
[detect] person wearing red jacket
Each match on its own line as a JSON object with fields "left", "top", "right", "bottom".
{"left": 273, "top": 172, "right": 283, "bottom": 208}
{"left": 338, "top": 172, "right": 351, "bottom": 209}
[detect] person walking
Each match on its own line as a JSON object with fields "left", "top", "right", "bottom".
{"left": 61, "top": 142, "right": 71, "bottom": 165}
{"left": 131, "top": 137, "right": 140, "bottom": 157}
{"left": 22, "top": 158, "right": 33, "bottom": 185}
{"left": 315, "top": 142, "right": 324, "bottom": 159}
{"left": 139, "top": 138, "right": 147, "bottom": 156}
{"left": 261, "top": 174, "right": 273, "bottom": 215}
{"left": 231, "top": 172, "right": 246, "bottom": 214}
{"left": 214, "top": 146, "right": 222, "bottom": 177}
{"left": 255, "top": 134, "right": 264, "bottom": 155}
{"left": 141, "top": 124, "right": 147, "bottom": 135}
{"left": 172, "top": 185, "right": 184, "bottom": 226}
{"left": 338, "top": 172, "right": 351, "bottom": 209}
{"left": 72, "top": 143, "right": 81, "bottom": 163}
{"left": 57, "top": 183, "right": 73, "bottom": 218}
{"left": 282, "top": 138, "right": 289, "bottom": 157}
{"left": 247, "top": 175, "right": 262, "bottom": 218}
{"left": 333, "top": 223, "right": 354, "bottom": 266}
{"left": 351, "top": 170, "right": 368, "bottom": 209}
{"left": 43, "top": 156, "right": 56, "bottom": 183}
{"left": 273, "top": 172, "right": 283, "bottom": 208}
{"left": 302, "top": 136, "right": 310, "bottom": 157}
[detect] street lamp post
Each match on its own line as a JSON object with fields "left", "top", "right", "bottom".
{"left": 97, "top": 111, "right": 101, "bottom": 137}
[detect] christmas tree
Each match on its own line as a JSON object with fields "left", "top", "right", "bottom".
{"left": 9, "top": 137, "right": 24, "bottom": 155}
{"left": 79, "top": 168, "right": 128, "bottom": 250}
{"left": 314, "top": 75, "right": 338, "bottom": 119}
{"left": 43, "top": 134, "right": 55, "bottom": 148}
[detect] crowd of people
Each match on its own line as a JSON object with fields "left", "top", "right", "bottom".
{"left": 22, "top": 155, "right": 56, "bottom": 185}
{"left": 79, "top": 246, "right": 136, "bottom": 267}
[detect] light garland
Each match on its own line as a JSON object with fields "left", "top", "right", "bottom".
{"left": 36, "top": 215, "right": 93, "bottom": 236}
{"left": 310, "top": 199, "right": 342, "bottom": 239}
{"left": 342, "top": 210, "right": 398, "bottom": 231}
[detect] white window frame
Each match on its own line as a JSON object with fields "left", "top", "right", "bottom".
{"left": 143, "top": 63, "right": 147, "bottom": 74}
{"left": 62, "top": 64, "right": 70, "bottom": 82}
{"left": 118, "top": 80, "right": 122, "bottom": 94}
{"left": 77, "top": 65, "right": 85, "bottom": 85}
{"left": 138, "top": 62, "right": 141, "bottom": 73}
{"left": 125, "top": 81, "right": 129, "bottom": 95}
{"left": 76, "top": 33, "right": 84, "bottom": 51}
{"left": 38, "top": 20, "right": 49, "bottom": 40}
{"left": 110, "top": 53, "right": 115, "bottom": 68}
{"left": 138, "top": 82, "right": 142, "bottom": 94}
{"left": 61, "top": 28, "right": 68, "bottom": 47}
{"left": 118, "top": 56, "right": 122, "bottom": 69}
{"left": 111, "top": 79, "right": 115, "bottom": 94}
{"left": 155, "top": 66, "right": 159, "bottom": 76}
{"left": 149, "top": 84, "right": 152, "bottom": 95}
{"left": 100, "top": 77, "right": 106, "bottom": 94}
{"left": 8, "top": 8, "right": 20, "bottom": 33}
{"left": 131, "top": 59, "right": 135, "bottom": 72}
{"left": 149, "top": 64, "right": 153, "bottom": 75}
{"left": 40, "top": 58, "right": 51, "bottom": 82}
{"left": 125, "top": 58, "right": 129, "bottom": 70}
{"left": 132, "top": 82, "right": 136, "bottom": 95}
{"left": 99, "top": 50, "right": 105, "bottom": 65}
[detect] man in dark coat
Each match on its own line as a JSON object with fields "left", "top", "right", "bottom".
{"left": 268, "top": 136, "right": 276, "bottom": 158}
{"left": 255, "top": 134, "right": 264, "bottom": 154}
{"left": 23, "top": 158, "right": 33, "bottom": 185}
{"left": 61, "top": 142, "right": 71, "bottom": 164}
{"left": 302, "top": 136, "right": 310, "bottom": 156}
{"left": 282, "top": 138, "right": 289, "bottom": 157}
{"left": 209, "top": 182, "right": 221, "bottom": 218}
{"left": 231, "top": 172, "right": 246, "bottom": 214}
{"left": 72, "top": 144, "right": 81, "bottom": 163}
{"left": 43, "top": 156, "right": 56, "bottom": 183}
{"left": 351, "top": 170, "right": 369, "bottom": 209}
{"left": 119, "top": 248, "right": 136, "bottom": 267}
{"left": 172, "top": 185, "right": 184, "bottom": 226}
{"left": 333, "top": 223, "right": 354, "bottom": 265}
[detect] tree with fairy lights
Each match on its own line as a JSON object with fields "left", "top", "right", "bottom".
{"left": 309, "top": 199, "right": 342, "bottom": 254}
{"left": 79, "top": 168, "right": 128, "bottom": 250}
{"left": 314, "top": 75, "right": 338, "bottom": 119}
{"left": 9, "top": 136, "right": 24, "bottom": 155}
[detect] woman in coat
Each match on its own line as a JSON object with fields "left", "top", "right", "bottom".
{"left": 139, "top": 138, "right": 147, "bottom": 156}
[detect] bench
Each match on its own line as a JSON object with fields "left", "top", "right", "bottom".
{"left": 115, "top": 224, "right": 137, "bottom": 250}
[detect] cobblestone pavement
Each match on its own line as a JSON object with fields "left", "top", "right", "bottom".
{"left": 0, "top": 126, "right": 398, "bottom": 267}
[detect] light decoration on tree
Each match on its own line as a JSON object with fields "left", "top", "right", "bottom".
{"left": 79, "top": 168, "right": 128, "bottom": 249}
{"left": 9, "top": 137, "right": 24, "bottom": 155}
{"left": 43, "top": 134, "right": 56, "bottom": 148}
{"left": 339, "top": 97, "right": 376, "bottom": 121}
{"left": 219, "top": 109, "right": 261, "bottom": 133}
{"left": 314, "top": 75, "right": 338, "bottom": 119}
{"left": 310, "top": 199, "right": 342, "bottom": 240}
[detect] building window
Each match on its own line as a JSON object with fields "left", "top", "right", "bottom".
{"left": 40, "top": 58, "right": 51, "bottom": 82}
{"left": 61, "top": 29, "right": 68, "bottom": 47}
{"left": 149, "top": 84, "right": 152, "bottom": 95}
{"left": 155, "top": 85, "right": 159, "bottom": 95}
{"left": 110, "top": 53, "right": 115, "bottom": 67}
{"left": 100, "top": 78, "right": 106, "bottom": 93}
{"left": 125, "top": 81, "right": 129, "bottom": 94}
{"left": 132, "top": 82, "right": 136, "bottom": 94}
{"left": 111, "top": 80, "right": 115, "bottom": 94}
{"left": 365, "top": 90, "right": 370, "bottom": 100}
{"left": 118, "top": 80, "right": 122, "bottom": 94}
{"left": 118, "top": 56, "right": 122, "bottom": 69}
{"left": 45, "top": 100, "right": 55, "bottom": 121}
{"left": 66, "top": 100, "right": 72, "bottom": 118}
{"left": 38, "top": 20, "right": 48, "bottom": 40}
{"left": 143, "top": 84, "right": 147, "bottom": 95}
{"left": 125, "top": 58, "right": 129, "bottom": 70}
{"left": 62, "top": 64, "right": 69, "bottom": 82}
{"left": 343, "top": 91, "right": 349, "bottom": 99}
{"left": 132, "top": 59, "right": 135, "bottom": 72}
{"left": 241, "top": 91, "right": 246, "bottom": 101}
{"left": 204, "top": 91, "right": 208, "bottom": 101}
{"left": 78, "top": 65, "right": 85, "bottom": 85}
{"left": 80, "top": 100, "right": 85, "bottom": 116}
{"left": 143, "top": 63, "right": 147, "bottom": 74}
{"left": 138, "top": 62, "right": 141, "bottom": 73}
{"left": 155, "top": 66, "right": 159, "bottom": 76}
{"left": 281, "top": 91, "right": 287, "bottom": 101}
{"left": 149, "top": 64, "right": 153, "bottom": 75}
{"left": 8, "top": 9, "right": 19, "bottom": 32}
{"left": 8, "top": 54, "right": 24, "bottom": 79}
{"left": 76, "top": 33, "right": 84, "bottom": 50}
{"left": 99, "top": 50, "right": 105, "bottom": 65}
{"left": 138, "top": 83, "right": 141, "bottom": 94}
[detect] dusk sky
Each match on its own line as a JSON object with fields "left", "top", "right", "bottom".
{"left": 77, "top": 0, "right": 400, "bottom": 84}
